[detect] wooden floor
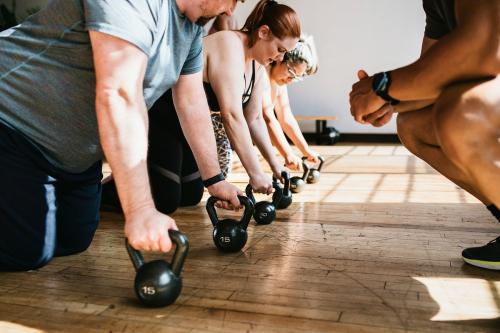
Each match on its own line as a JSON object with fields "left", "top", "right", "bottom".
{"left": 1, "top": 144, "right": 499, "bottom": 333}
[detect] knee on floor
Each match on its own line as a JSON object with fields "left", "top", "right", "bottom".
{"left": 0, "top": 247, "right": 54, "bottom": 272}
{"left": 154, "top": 198, "right": 181, "bottom": 215}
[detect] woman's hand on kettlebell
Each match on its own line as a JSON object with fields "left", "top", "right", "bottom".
{"left": 284, "top": 153, "right": 302, "bottom": 171}
{"left": 250, "top": 173, "right": 273, "bottom": 195}
{"left": 271, "top": 165, "right": 288, "bottom": 183}
{"left": 271, "top": 164, "right": 288, "bottom": 184}
{"left": 125, "top": 206, "right": 178, "bottom": 253}
{"left": 207, "top": 180, "right": 242, "bottom": 210}
{"left": 304, "top": 149, "right": 320, "bottom": 163}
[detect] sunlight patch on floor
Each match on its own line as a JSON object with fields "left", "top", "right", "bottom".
{"left": 0, "top": 322, "right": 45, "bottom": 333}
{"left": 414, "top": 277, "right": 500, "bottom": 321}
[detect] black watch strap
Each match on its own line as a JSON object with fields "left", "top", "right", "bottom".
{"left": 372, "top": 71, "right": 400, "bottom": 106}
{"left": 203, "top": 173, "right": 225, "bottom": 188}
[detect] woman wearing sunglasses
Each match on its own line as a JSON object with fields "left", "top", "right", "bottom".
{"left": 262, "top": 35, "right": 321, "bottom": 171}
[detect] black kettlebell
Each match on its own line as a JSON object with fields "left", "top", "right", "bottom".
{"left": 125, "top": 229, "right": 189, "bottom": 307}
{"left": 273, "top": 171, "right": 292, "bottom": 210}
{"left": 206, "top": 195, "right": 254, "bottom": 252}
{"left": 305, "top": 155, "right": 325, "bottom": 184}
{"left": 290, "top": 162, "right": 309, "bottom": 193}
{"left": 245, "top": 182, "right": 282, "bottom": 225}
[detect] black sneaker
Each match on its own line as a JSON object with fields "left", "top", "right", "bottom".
{"left": 462, "top": 237, "right": 500, "bottom": 270}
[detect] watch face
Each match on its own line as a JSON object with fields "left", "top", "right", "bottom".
{"left": 371, "top": 72, "right": 400, "bottom": 105}
{"left": 373, "top": 72, "right": 389, "bottom": 94}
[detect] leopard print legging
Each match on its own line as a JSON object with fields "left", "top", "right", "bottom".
{"left": 211, "top": 112, "right": 233, "bottom": 177}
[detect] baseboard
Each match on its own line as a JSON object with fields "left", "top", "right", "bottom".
{"left": 303, "top": 132, "right": 401, "bottom": 144}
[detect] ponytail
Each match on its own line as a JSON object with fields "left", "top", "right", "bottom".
{"left": 241, "top": 0, "right": 301, "bottom": 47}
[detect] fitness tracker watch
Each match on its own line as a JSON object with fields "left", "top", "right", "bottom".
{"left": 372, "top": 71, "right": 400, "bottom": 106}
{"left": 203, "top": 173, "right": 225, "bottom": 188}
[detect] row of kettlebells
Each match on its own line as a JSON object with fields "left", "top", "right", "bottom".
{"left": 124, "top": 156, "right": 325, "bottom": 308}
{"left": 290, "top": 156, "right": 325, "bottom": 193}
{"left": 208, "top": 155, "right": 325, "bottom": 253}
{"left": 207, "top": 171, "right": 290, "bottom": 253}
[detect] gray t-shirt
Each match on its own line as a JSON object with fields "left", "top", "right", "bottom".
{"left": 0, "top": 0, "right": 204, "bottom": 173}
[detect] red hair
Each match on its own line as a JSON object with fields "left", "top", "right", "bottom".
{"left": 241, "top": 0, "right": 301, "bottom": 47}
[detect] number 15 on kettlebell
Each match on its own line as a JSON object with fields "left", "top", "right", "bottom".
{"left": 206, "top": 195, "right": 254, "bottom": 252}
{"left": 125, "top": 229, "right": 189, "bottom": 307}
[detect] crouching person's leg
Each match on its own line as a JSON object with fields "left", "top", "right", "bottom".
{"left": 433, "top": 77, "right": 500, "bottom": 270}
{"left": 433, "top": 77, "right": 500, "bottom": 207}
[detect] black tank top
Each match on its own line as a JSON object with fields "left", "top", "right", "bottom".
{"left": 203, "top": 60, "right": 256, "bottom": 112}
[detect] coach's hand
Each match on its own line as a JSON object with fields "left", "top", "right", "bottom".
{"left": 349, "top": 69, "right": 386, "bottom": 124}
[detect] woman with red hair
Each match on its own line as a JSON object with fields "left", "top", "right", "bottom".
{"left": 201, "top": 0, "right": 301, "bottom": 194}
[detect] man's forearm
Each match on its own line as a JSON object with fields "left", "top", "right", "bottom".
{"left": 393, "top": 99, "right": 436, "bottom": 113}
{"left": 96, "top": 93, "right": 154, "bottom": 215}
{"left": 391, "top": 1, "right": 500, "bottom": 101}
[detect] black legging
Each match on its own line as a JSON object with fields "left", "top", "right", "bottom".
{"left": 101, "top": 89, "right": 204, "bottom": 214}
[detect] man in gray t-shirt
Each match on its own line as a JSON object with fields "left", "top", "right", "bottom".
{"left": 0, "top": 0, "right": 242, "bottom": 271}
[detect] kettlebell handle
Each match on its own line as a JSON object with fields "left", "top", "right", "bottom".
{"left": 168, "top": 230, "right": 189, "bottom": 277}
{"left": 281, "top": 171, "right": 291, "bottom": 196}
{"left": 249, "top": 181, "right": 283, "bottom": 207}
{"left": 303, "top": 156, "right": 324, "bottom": 172}
{"left": 125, "top": 229, "right": 189, "bottom": 277}
{"left": 125, "top": 240, "right": 145, "bottom": 272}
{"left": 206, "top": 195, "right": 254, "bottom": 229}
{"left": 245, "top": 184, "right": 256, "bottom": 205}
{"left": 270, "top": 180, "right": 283, "bottom": 206}
{"left": 317, "top": 155, "right": 325, "bottom": 172}
{"left": 301, "top": 157, "right": 310, "bottom": 180}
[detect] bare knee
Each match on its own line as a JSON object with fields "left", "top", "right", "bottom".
{"left": 434, "top": 82, "right": 498, "bottom": 165}
{"left": 396, "top": 112, "right": 424, "bottom": 155}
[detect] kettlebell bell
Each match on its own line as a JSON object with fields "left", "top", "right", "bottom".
{"left": 206, "top": 195, "right": 254, "bottom": 252}
{"left": 290, "top": 162, "right": 309, "bottom": 193}
{"left": 305, "top": 155, "right": 325, "bottom": 184}
{"left": 125, "top": 229, "right": 189, "bottom": 307}
{"left": 273, "top": 171, "right": 292, "bottom": 210}
{"left": 245, "top": 182, "right": 282, "bottom": 225}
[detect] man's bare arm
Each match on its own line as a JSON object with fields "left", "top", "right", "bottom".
{"left": 90, "top": 31, "right": 176, "bottom": 253}
{"left": 390, "top": 0, "right": 500, "bottom": 101}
